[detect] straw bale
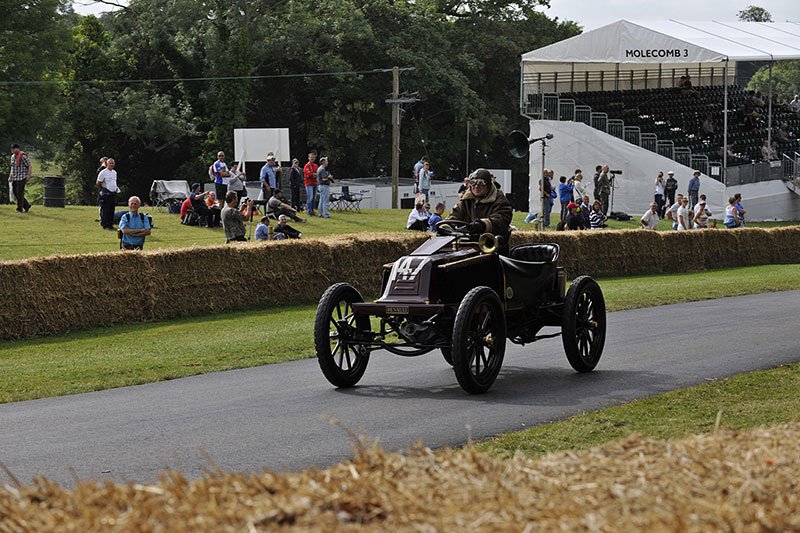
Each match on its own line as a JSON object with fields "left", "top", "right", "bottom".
{"left": 3, "top": 424, "right": 800, "bottom": 531}
{"left": 768, "top": 226, "right": 800, "bottom": 264}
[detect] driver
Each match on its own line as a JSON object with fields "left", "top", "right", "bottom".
{"left": 449, "top": 168, "right": 513, "bottom": 240}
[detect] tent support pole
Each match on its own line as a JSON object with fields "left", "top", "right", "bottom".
{"left": 723, "top": 61, "right": 729, "bottom": 197}
{"left": 767, "top": 60, "right": 773, "bottom": 150}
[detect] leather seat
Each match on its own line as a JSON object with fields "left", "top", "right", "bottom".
{"left": 509, "top": 243, "right": 560, "bottom": 264}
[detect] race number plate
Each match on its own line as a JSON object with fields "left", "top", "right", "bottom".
{"left": 386, "top": 305, "right": 409, "bottom": 314}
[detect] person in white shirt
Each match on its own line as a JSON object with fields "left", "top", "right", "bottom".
{"left": 640, "top": 202, "right": 660, "bottom": 230}
{"left": 96, "top": 157, "right": 119, "bottom": 230}
{"left": 693, "top": 197, "right": 710, "bottom": 229}
{"left": 665, "top": 193, "right": 684, "bottom": 230}
{"left": 676, "top": 197, "right": 690, "bottom": 231}
{"left": 654, "top": 171, "right": 666, "bottom": 217}
{"left": 572, "top": 171, "right": 587, "bottom": 202}
{"left": 406, "top": 201, "right": 429, "bottom": 231}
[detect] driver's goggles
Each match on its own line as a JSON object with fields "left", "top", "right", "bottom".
{"left": 469, "top": 179, "right": 487, "bottom": 187}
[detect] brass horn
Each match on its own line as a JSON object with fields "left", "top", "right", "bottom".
{"left": 478, "top": 232, "right": 498, "bottom": 254}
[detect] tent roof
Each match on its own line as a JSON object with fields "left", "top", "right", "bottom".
{"left": 522, "top": 20, "right": 800, "bottom": 64}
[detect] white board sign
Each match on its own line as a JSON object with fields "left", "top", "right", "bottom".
{"left": 233, "top": 128, "right": 291, "bottom": 167}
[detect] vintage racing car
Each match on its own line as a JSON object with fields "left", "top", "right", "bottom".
{"left": 314, "top": 221, "right": 606, "bottom": 394}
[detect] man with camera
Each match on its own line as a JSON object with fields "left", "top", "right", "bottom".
{"left": 557, "top": 175, "right": 574, "bottom": 222}
{"left": 221, "top": 191, "right": 254, "bottom": 243}
{"left": 596, "top": 165, "right": 612, "bottom": 216}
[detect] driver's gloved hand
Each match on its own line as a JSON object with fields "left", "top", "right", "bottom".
{"left": 465, "top": 219, "right": 486, "bottom": 234}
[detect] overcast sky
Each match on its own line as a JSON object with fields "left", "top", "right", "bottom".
{"left": 72, "top": 0, "right": 798, "bottom": 29}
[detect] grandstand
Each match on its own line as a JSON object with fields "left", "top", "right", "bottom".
{"left": 519, "top": 20, "right": 800, "bottom": 220}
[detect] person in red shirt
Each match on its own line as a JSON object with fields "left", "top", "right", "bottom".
{"left": 303, "top": 152, "right": 319, "bottom": 216}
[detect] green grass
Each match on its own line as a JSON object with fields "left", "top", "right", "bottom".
{"left": 477, "top": 362, "right": 800, "bottom": 458}
{"left": 0, "top": 204, "right": 795, "bottom": 261}
{"left": 0, "top": 264, "right": 798, "bottom": 404}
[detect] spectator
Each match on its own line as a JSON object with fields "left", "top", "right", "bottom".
{"left": 789, "top": 95, "right": 800, "bottom": 115}
{"left": 557, "top": 176, "right": 574, "bottom": 222}
{"left": 654, "top": 171, "right": 666, "bottom": 217}
{"left": 693, "top": 197, "right": 710, "bottom": 229}
{"left": 564, "top": 202, "right": 584, "bottom": 230}
{"left": 316, "top": 157, "right": 334, "bottom": 219}
{"left": 189, "top": 182, "right": 221, "bottom": 228}
{"left": 227, "top": 161, "right": 247, "bottom": 202}
{"left": 665, "top": 193, "right": 684, "bottom": 230}
{"left": 211, "top": 151, "right": 230, "bottom": 202}
{"left": 9, "top": 143, "right": 32, "bottom": 213}
{"left": 205, "top": 191, "right": 219, "bottom": 208}
{"left": 407, "top": 201, "right": 429, "bottom": 231}
{"left": 589, "top": 200, "right": 607, "bottom": 229}
{"left": 179, "top": 196, "right": 192, "bottom": 220}
{"left": 418, "top": 160, "right": 432, "bottom": 203}
{"left": 724, "top": 196, "right": 741, "bottom": 229}
{"left": 572, "top": 170, "right": 586, "bottom": 202}
{"left": 664, "top": 170, "right": 678, "bottom": 208}
{"left": 701, "top": 115, "right": 715, "bottom": 138}
{"left": 413, "top": 156, "right": 428, "bottom": 194}
{"left": 288, "top": 158, "right": 303, "bottom": 211}
{"left": 119, "top": 196, "right": 152, "bottom": 250}
{"left": 641, "top": 201, "right": 660, "bottom": 230}
{"left": 255, "top": 216, "right": 284, "bottom": 241}
{"left": 676, "top": 196, "right": 690, "bottom": 231}
{"left": 592, "top": 164, "right": 602, "bottom": 201}
{"left": 761, "top": 139, "right": 776, "bottom": 161}
{"left": 579, "top": 194, "right": 591, "bottom": 229}
{"left": 267, "top": 189, "right": 304, "bottom": 222}
{"left": 596, "top": 165, "right": 612, "bottom": 216}
{"left": 776, "top": 122, "right": 794, "bottom": 144}
{"left": 542, "top": 169, "right": 555, "bottom": 228}
{"left": 221, "top": 191, "right": 254, "bottom": 243}
{"left": 96, "top": 157, "right": 119, "bottom": 229}
{"left": 303, "top": 152, "right": 319, "bottom": 216}
{"left": 427, "top": 202, "right": 445, "bottom": 232}
{"left": 274, "top": 214, "right": 302, "bottom": 239}
{"left": 687, "top": 170, "right": 701, "bottom": 209}
{"left": 259, "top": 154, "right": 278, "bottom": 199}
{"left": 734, "top": 193, "right": 747, "bottom": 226}
{"left": 458, "top": 176, "right": 470, "bottom": 198}
{"left": 97, "top": 156, "right": 108, "bottom": 175}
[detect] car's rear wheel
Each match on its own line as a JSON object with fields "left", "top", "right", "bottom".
{"left": 315, "top": 283, "right": 371, "bottom": 388}
{"left": 561, "top": 276, "right": 606, "bottom": 372}
{"left": 451, "top": 287, "right": 506, "bottom": 394}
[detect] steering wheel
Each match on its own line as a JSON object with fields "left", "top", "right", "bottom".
{"left": 435, "top": 218, "right": 470, "bottom": 237}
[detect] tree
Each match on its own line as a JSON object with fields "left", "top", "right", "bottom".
{"left": 737, "top": 5, "right": 773, "bottom": 22}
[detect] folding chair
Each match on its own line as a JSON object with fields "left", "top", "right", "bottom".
{"left": 335, "top": 185, "right": 363, "bottom": 212}
{"left": 150, "top": 180, "right": 191, "bottom": 213}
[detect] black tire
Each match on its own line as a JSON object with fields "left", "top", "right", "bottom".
{"left": 451, "top": 287, "right": 506, "bottom": 394}
{"left": 441, "top": 347, "right": 453, "bottom": 366}
{"left": 561, "top": 276, "right": 606, "bottom": 373}
{"left": 315, "top": 283, "right": 371, "bottom": 388}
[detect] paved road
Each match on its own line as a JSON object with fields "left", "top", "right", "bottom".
{"left": 2, "top": 291, "right": 799, "bottom": 485}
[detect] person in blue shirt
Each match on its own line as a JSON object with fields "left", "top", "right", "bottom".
{"left": 259, "top": 154, "right": 279, "bottom": 198}
{"left": 211, "top": 151, "right": 230, "bottom": 202}
{"left": 557, "top": 175, "right": 574, "bottom": 222}
{"left": 118, "top": 196, "right": 152, "bottom": 250}
{"left": 687, "top": 170, "right": 701, "bottom": 210}
{"left": 427, "top": 202, "right": 445, "bottom": 232}
{"left": 254, "top": 216, "right": 284, "bottom": 241}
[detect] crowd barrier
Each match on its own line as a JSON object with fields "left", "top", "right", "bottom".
{"left": 0, "top": 227, "right": 797, "bottom": 340}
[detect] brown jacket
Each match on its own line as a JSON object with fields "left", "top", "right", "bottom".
{"left": 451, "top": 182, "right": 513, "bottom": 235}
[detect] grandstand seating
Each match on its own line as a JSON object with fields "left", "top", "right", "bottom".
{"left": 525, "top": 85, "right": 800, "bottom": 171}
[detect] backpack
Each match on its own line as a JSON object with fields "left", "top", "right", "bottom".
{"left": 118, "top": 212, "right": 150, "bottom": 246}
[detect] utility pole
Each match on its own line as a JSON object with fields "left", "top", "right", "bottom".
{"left": 380, "top": 66, "right": 417, "bottom": 208}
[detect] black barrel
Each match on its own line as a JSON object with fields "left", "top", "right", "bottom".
{"left": 43, "top": 176, "right": 66, "bottom": 208}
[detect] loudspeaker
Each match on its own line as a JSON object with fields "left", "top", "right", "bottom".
{"left": 507, "top": 130, "right": 530, "bottom": 159}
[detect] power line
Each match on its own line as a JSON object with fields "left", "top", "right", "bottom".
{"left": 0, "top": 67, "right": 415, "bottom": 87}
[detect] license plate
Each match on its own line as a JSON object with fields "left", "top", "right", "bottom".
{"left": 386, "top": 305, "right": 409, "bottom": 314}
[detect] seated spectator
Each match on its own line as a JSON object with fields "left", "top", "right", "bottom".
{"left": 789, "top": 95, "right": 800, "bottom": 115}
{"left": 564, "top": 202, "right": 585, "bottom": 230}
{"left": 776, "top": 123, "right": 794, "bottom": 144}
{"left": 724, "top": 196, "right": 741, "bottom": 228}
{"left": 255, "top": 216, "right": 284, "bottom": 241}
{"left": 589, "top": 200, "right": 607, "bottom": 230}
{"left": 693, "top": 197, "right": 710, "bottom": 229}
{"left": 427, "top": 202, "right": 446, "bottom": 232}
{"left": 274, "top": 214, "right": 302, "bottom": 239}
{"left": 579, "top": 195, "right": 591, "bottom": 228}
{"left": 761, "top": 139, "right": 777, "bottom": 161}
{"left": 406, "top": 201, "right": 429, "bottom": 231}
{"left": 701, "top": 115, "right": 715, "bottom": 138}
{"left": 641, "top": 202, "right": 660, "bottom": 230}
{"left": 179, "top": 197, "right": 192, "bottom": 219}
{"left": 734, "top": 193, "right": 746, "bottom": 226}
{"left": 189, "top": 182, "right": 221, "bottom": 228}
{"left": 267, "top": 189, "right": 304, "bottom": 222}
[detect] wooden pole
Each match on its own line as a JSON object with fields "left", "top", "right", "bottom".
{"left": 391, "top": 66, "right": 400, "bottom": 209}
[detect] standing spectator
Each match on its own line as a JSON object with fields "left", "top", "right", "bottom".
{"left": 303, "top": 152, "right": 318, "bottom": 216}
{"left": 579, "top": 194, "right": 591, "bottom": 229}
{"left": 592, "top": 165, "right": 602, "bottom": 200}
{"left": 676, "top": 197, "right": 690, "bottom": 231}
{"left": 221, "top": 191, "right": 254, "bottom": 243}
{"left": 589, "top": 200, "right": 607, "bottom": 229}
{"left": 406, "top": 201, "right": 429, "bottom": 231}
{"left": 596, "top": 165, "right": 612, "bottom": 216}
{"left": 413, "top": 156, "right": 428, "bottom": 194}
{"left": 189, "top": 182, "right": 221, "bottom": 228}
{"left": 457, "top": 176, "right": 470, "bottom": 199}
{"left": 427, "top": 202, "right": 445, "bottom": 232}
{"left": 227, "top": 161, "right": 247, "bottom": 203}
{"left": 557, "top": 176, "right": 574, "bottom": 222}
{"left": 274, "top": 214, "right": 302, "bottom": 239}
{"left": 9, "top": 144, "right": 32, "bottom": 213}
{"left": 665, "top": 193, "right": 685, "bottom": 230}
{"left": 418, "top": 160, "right": 432, "bottom": 203}
{"left": 255, "top": 216, "right": 283, "bottom": 241}
{"left": 640, "top": 201, "right": 660, "bottom": 230}
{"left": 316, "top": 157, "right": 334, "bottom": 218}
{"left": 693, "top": 197, "right": 710, "bottom": 229}
{"left": 654, "top": 171, "right": 666, "bottom": 217}
{"left": 259, "top": 154, "right": 278, "bottom": 199}
{"left": 96, "top": 157, "right": 119, "bottom": 229}
{"left": 119, "top": 196, "right": 152, "bottom": 250}
{"left": 734, "top": 193, "right": 746, "bottom": 226}
{"left": 724, "top": 196, "right": 741, "bottom": 228}
{"left": 211, "top": 151, "right": 230, "bottom": 202}
{"left": 541, "top": 168, "right": 555, "bottom": 228}
{"left": 664, "top": 171, "right": 678, "bottom": 208}
{"left": 687, "top": 170, "right": 701, "bottom": 209}
{"left": 572, "top": 171, "right": 586, "bottom": 202}
{"left": 288, "top": 158, "right": 303, "bottom": 211}
{"left": 97, "top": 156, "right": 108, "bottom": 175}
{"left": 267, "top": 189, "right": 304, "bottom": 222}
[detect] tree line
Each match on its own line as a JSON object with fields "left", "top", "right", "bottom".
{"left": 1, "top": 0, "right": 579, "bottom": 204}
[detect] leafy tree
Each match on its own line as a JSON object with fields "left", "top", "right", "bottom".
{"left": 748, "top": 61, "right": 800, "bottom": 102}
{"left": 737, "top": 5, "right": 773, "bottom": 22}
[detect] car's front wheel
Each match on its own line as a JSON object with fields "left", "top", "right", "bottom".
{"left": 561, "top": 276, "right": 606, "bottom": 372}
{"left": 451, "top": 286, "right": 506, "bottom": 394}
{"left": 314, "top": 283, "right": 371, "bottom": 388}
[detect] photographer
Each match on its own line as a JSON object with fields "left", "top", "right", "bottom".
{"left": 557, "top": 175, "right": 574, "bottom": 222}
{"left": 596, "top": 165, "right": 612, "bottom": 215}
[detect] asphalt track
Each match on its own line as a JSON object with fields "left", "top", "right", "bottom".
{"left": 1, "top": 290, "right": 799, "bottom": 485}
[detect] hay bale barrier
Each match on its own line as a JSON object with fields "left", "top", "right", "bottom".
{"left": 0, "top": 228, "right": 797, "bottom": 341}
{"left": 2, "top": 424, "right": 800, "bottom": 530}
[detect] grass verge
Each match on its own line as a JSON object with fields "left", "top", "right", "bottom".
{"left": 0, "top": 264, "right": 798, "bottom": 404}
